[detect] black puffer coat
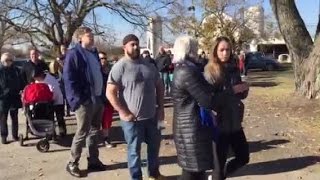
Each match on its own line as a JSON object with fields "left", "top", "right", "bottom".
{"left": 171, "top": 60, "right": 231, "bottom": 172}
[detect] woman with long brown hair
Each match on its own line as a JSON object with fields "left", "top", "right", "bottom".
{"left": 204, "top": 36, "right": 250, "bottom": 180}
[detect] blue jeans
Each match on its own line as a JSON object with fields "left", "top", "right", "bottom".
{"left": 160, "top": 72, "right": 170, "bottom": 92}
{"left": 121, "top": 119, "right": 161, "bottom": 180}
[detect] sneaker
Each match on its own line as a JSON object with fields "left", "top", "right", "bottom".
{"left": 104, "top": 137, "right": 116, "bottom": 148}
{"left": 66, "top": 162, "right": 81, "bottom": 177}
{"left": 87, "top": 161, "right": 107, "bottom": 172}
{"left": 148, "top": 174, "right": 166, "bottom": 180}
{"left": 1, "top": 137, "right": 7, "bottom": 144}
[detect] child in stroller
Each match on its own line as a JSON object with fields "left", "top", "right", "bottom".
{"left": 19, "top": 71, "right": 55, "bottom": 152}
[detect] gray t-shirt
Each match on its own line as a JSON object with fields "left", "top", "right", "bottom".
{"left": 108, "top": 57, "right": 159, "bottom": 120}
{"left": 84, "top": 49, "right": 103, "bottom": 96}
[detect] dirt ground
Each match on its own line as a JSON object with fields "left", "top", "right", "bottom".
{"left": 0, "top": 68, "right": 319, "bottom": 180}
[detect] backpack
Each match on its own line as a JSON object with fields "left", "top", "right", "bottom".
{"left": 23, "top": 83, "right": 53, "bottom": 104}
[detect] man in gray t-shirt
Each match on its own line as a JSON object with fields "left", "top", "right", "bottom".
{"left": 108, "top": 56, "right": 159, "bottom": 120}
{"left": 106, "top": 34, "right": 165, "bottom": 180}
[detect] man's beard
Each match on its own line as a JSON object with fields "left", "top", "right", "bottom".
{"left": 127, "top": 49, "right": 140, "bottom": 59}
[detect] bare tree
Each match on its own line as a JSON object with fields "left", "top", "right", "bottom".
{"left": 0, "top": 0, "right": 174, "bottom": 56}
{"left": 0, "top": 0, "right": 27, "bottom": 52}
{"left": 166, "top": 0, "right": 258, "bottom": 51}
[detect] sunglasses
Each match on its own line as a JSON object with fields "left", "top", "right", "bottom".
{"left": 5, "top": 59, "right": 13, "bottom": 62}
{"left": 100, "top": 57, "right": 107, "bottom": 60}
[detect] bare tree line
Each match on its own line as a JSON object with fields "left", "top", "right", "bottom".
{"left": 0, "top": 0, "right": 175, "bottom": 56}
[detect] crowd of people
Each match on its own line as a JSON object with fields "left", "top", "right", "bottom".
{"left": 0, "top": 26, "right": 250, "bottom": 180}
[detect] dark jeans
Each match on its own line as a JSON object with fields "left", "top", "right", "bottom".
{"left": 120, "top": 119, "right": 161, "bottom": 180}
{"left": 0, "top": 108, "right": 19, "bottom": 138}
{"left": 216, "top": 129, "right": 249, "bottom": 179}
{"left": 244, "top": 65, "right": 249, "bottom": 76}
{"left": 179, "top": 170, "right": 206, "bottom": 180}
{"left": 53, "top": 105, "right": 66, "bottom": 134}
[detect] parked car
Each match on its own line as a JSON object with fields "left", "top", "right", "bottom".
{"left": 245, "top": 52, "right": 281, "bottom": 71}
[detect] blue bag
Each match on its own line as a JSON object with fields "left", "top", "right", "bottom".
{"left": 199, "top": 107, "right": 214, "bottom": 126}
{"left": 199, "top": 107, "right": 219, "bottom": 141}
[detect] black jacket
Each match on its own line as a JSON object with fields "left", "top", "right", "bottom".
{"left": 0, "top": 65, "right": 24, "bottom": 112}
{"left": 156, "top": 53, "right": 171, "bottom": 72}
{"left": 22, "top": 60, "right": 49, "bottom": 84}
{"left": 171, "top": 60, "right": 231, "bottom": 172}
{"left": 196, "top": 57, "right": 208, "bottom": 72}
{"left": 215, "top": 62, "right": 248, "bottom": 133}
{"left": 143, "top": 56, "right": 157, "bottom": 68}
{"left": 102, "top": 65, "right": 111, "bottom": 106}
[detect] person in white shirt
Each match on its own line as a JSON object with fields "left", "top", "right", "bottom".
{"left": 33, "top": 67, "right": 67, "bottom": 137}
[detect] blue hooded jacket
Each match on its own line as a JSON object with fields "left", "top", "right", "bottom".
{"left": 63, "top": 44, "right": 106, "bottom": 111}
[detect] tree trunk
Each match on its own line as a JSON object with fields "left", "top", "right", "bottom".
{"left": 270, "top": 0, "right": 316, "bottom": 96}
{"left": 316, "top": 13, "right": 320, "bottom": 38}
{"left": 0, "top": 39, "right": 4, "bottom": 53}
{"left": 300, "top": 37, "right": 320, "bottom": 98}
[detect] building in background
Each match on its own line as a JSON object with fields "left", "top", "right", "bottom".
{"left": 244, "top": 5, "right": 288, "bottom": 59}
{"left": 245, "top": 5, "right": 264, "bottom": 39}
{"left": 146, "top": 16, "right": 163, "bottom": 57}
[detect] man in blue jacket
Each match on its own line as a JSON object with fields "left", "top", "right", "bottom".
{"left": 63, "top": 27, "right": 106, "bottom": 177}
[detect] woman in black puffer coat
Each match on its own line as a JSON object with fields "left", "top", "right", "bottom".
{"left": 171, "top": 36, "right": 247, "bottom": 180}
{"left": 204, "top": 36, "right": 250, "bottom": 180}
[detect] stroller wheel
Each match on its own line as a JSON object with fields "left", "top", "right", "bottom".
{"left": 36, "top": 139, "right": 50, "bottom": 153}
{"left": 19, "top": 134, "right": 24, "bottom": 146}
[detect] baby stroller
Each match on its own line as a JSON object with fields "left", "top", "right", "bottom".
{"left": 19, "top": 82, "right": 55, "bottom": 152}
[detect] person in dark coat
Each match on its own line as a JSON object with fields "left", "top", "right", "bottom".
{"left": 57, "top": 44, "right": 67, "bottom": 66}
{"left": 57, "top": 44, "right": 71, "bottom": 117}
{"left": 98, "top": 51, "right": 116, "bottom": 148}
{"left": 141, "top": 50, "right": 157, "bottom": 67}
{"left": 171, "top": 36, "right": 246, "bottom": 180}
{"left": 21, "top": 48, "right": 49, "bottom": 84}
{"left": 204, "top": 36, "right": 250, "bottom": 180}
{"left": 156, "top": 46, "right": 172, "bottom": 94}
{"left": 0, "top": 53, "right": 24, "bottom": 144}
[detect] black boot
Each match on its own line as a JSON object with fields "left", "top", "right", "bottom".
{"left": 12, "top": 135, "right": 19, "bottom": 141}
{"left": 1, "top": 137, "right": 8, "bottom": 144}
{"left": 59, "top": 126, "right": 67, "bottom": 137}
{"left": 87, "top": 159, "right": 107, "bottom": 172}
